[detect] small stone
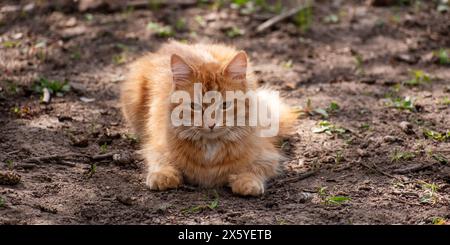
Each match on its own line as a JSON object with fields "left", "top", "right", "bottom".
{"left": 23, "top": 3, "right": 35, "bottom": 12}
{"left": 422, "top": 52, "right": 437, "bottom": 63}
{"left": 357, "top": 148, "right": 368, "bottom": 157}
{"left": 394, "top": 54, "right": 417, "bottom": 64}
{"left": 0, "top": 171, "right": 21, "bottom": 185}
{"left": 71, "top": 137, "right": 89, "bottom": 147}
{"left": 64, "top": 17, "right": 77, "bottom": 27}
{"left": 382, "top": 80, "right": 397, "bottom": 86}
{"left": 399, "top": 121, "right": 414, "bottom": 134}
{"left": 58, "top": 115, "right": 73, "bottom": 122}
{"left": 116, "top": 195, "right": 134, "bottom": 206}
{"left": 36, "top": 204, "right": 58, "bottom": 214}
{"left": 383, "top": 135, "right": 402, "bottom": 143}
{"left": 297, "top": 192, "right": 313, "bottom": 203}
{"left": 112, "top": 153, "right": 134, "bottom": 165}
{"left": 444, "top": 85, "right": 450, "bottom": 93}
{"left": 360, "top": 78, "right": 376, "bottom": 84}
{"left": 80, "top": 97, "right": 95, "bottom": 103}
{"left": 11, "top": 32, "right": 23, "bottom": 40}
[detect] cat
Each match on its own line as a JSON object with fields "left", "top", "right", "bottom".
{"left": 120, "top": 41, "right": 296, "bottom": 196}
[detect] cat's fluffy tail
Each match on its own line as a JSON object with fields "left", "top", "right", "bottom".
{"left": 255, "top": 88, "right": 298, "bottom": 138}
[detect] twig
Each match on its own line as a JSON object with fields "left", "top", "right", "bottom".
{"left": 78, "top": 0, "right": 201, "bottom": 12}
{"left": 22, "top": 151, "right": 139, "bottom": 166}
{"left": 255, "top": 3, "right": 310, "bottom": 34}
{"left": 24, "top": 153, "right": 89, "bottom": 163}
{"left": 392, "top": 163, "right": 435, "bottom": 174}
{"left": 5, "top": 149, "right": 21, "bottom": 155}
{"left": 58, "top": 160, "right": 77, "bottom": 167}
{"left": 126, "top": 0, "right": 200, "bottom": 8}
{"left": 91, "top": 152, "right": 116, "bottom": 161}
{"left": 268, "top": 170, "right": 317, "bottom": 188}
{"left": 359, "top": 162, "right": 400, "bottom": 180}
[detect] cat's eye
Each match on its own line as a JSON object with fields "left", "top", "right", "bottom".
{"left": 190, "top": 102, "right": 202, "bottom": 111}
{"left": 222, "top": 101, "right": 233, "bottom": 110}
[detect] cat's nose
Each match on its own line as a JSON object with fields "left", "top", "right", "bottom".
{"left": 208, "top": 122, "right": 216, "bottom": 130}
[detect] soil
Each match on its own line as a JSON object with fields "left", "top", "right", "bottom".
{"left": 0, "top": 0, "right": 449, "bottom": 224}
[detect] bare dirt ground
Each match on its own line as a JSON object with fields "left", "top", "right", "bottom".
{"left": 1, "top": 0, "right": 449, "bottom": 224}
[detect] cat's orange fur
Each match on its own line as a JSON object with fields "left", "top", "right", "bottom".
{"left": 121, "top": 41, "right": 296, "bottom": 196}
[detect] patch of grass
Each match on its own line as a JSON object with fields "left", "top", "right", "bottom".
{"left": 353, "top": 53, "right": 364, "bottom": 75}
{"left": 11, "top": 105, "right": 32, "bottom": 118}
{"left": 231, "top": 0, "right": 282, "bottom": 14}
{"left": 147, "top": 21, "right": 174, "bottom": 37}
{"left": 70, "top": 50, "right": 81, "bottom": 60}
{"left": 175, "top": 18, "right": 187, "bottom": 31}
{"left": 423, "top": 129, "right": 450, "bottom": 142}
{"left": 325, "top": 195, "right": 350, "bottom": 205}
{"left": 226, "top": 26, "right": 244, "bottom": 38}
{"left": 432, "top": 154, "right": 448, "bottom": 164}
{"left": 435, "top": 49, "right": 449, "bottom": 65}
{"left": 312, "top": 120, "right": 348, "bottom": 135}
{"left": 6, "top": 159, "right": 13, "bottom": 169}
{"left": 36, "top": 50, "right": 47, "bottom": 61}
{"left": 123, "top": 5, "right": 134, "bottom": 18}
{"left": 293, "top": 4, "right": 313, "bottom": 32}
{"left": 317, "top": 187, "right": 350, "bottom": 205}
{"left": 328, "top": 101, "right": 340, "bottom": 112}
{"left": 404, "top": 70, "right": 431, "bottom": 86}
{"left": 181, "top": 191, "right": 219, "bottom": 214}
{"left": 231, "top": 0, "right": 250, "bottom": 6}
{"left": 124, "top": 134, "right": 139, "bottom": 144}
{"left": 360, "top": 123, "right": 370, "bottom": 131}
{"left": 148, "top": 0, "right": 161, "bottom": 10}
{"left": 281, "top": 59, "right": 293, "bottom": 69}
{"left": 1, "top": 40, "right": 20, "bottom": 48}
{"left": 0, "top": 196, "right": 4, "bottom": 207}
{"left": 115, "top": 43, "right": 129, "bottom": 51}
{"left": 391, "top": 149, "right": 415, "bottom": 162}
{"left": 87, "top": 163, "right": 97, "bottom": 178}
{"left": 194, "top": 15, "right": 206, "bottom": 27}
{"left": 335, "top": 150, "right": 344, "bottom": 164}
{"left": 100, "top": 143, "right": 108, "bottom": 154}
{"left": 386, "top": 96, "right": 415, "bottom": 111}
{"left": 6, "top": 81, "right": 21, "bottom": 94}
{"left": 419, "top": 181, "right": 440, "bottom": 204}
{"left": 297, "top": 99, "right": 341, "bottom": 119}
{"left": 84, "top": 13, "right": 94, "bottom": 21}
{"left": 431, "top": 217, "right": 448, "bottom": 225}
{"left": 34, "top": 78, "right": 70, "bottom": 97}
{"left": 323, "top": 14, "right": 339, "bottom": 24}
{"left": 441, "top": 96, "right": 450, "bottom": 106}
{"left": 112, "top": 53, "right": 127, "bottom": 65}
{"left": 276, "top": 218, "right": 288, "bottom": 225}
{"left": 318, "top": 186, "right": 327, "bottom": 197}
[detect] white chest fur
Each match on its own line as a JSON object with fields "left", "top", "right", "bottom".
{"left": 203, "top": 142, "right": 221, "bottom": 163}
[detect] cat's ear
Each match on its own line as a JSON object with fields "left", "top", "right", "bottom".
{"left": 171, "top": 54, "right": 193, "bottom": 87}
{"left": 224, "top": 51, "right": 247, "bottom": 80}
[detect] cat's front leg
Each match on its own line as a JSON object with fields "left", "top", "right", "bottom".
{"left": 229, "top": 150, "right": 280, "bottom": 196}
{"left": 229, "top": 173, "right": 265, "bottom": 196}
{"left": 145, "top": 153, "right": 182, "bottom": 190}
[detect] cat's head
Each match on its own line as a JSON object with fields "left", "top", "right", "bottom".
{"left": 169, "top": 52, "right": 254, "bottom": 141}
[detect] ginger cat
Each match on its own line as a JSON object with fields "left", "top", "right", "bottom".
{"left": 120, "top": 41, "right": 295, "bottom": 196}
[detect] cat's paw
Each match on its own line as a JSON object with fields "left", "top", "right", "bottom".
{"left": 146, "top": 167, "right": 182, "bottom": 191}
{"left": 229, "top": 174, "right": 265, "bottom": 197}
